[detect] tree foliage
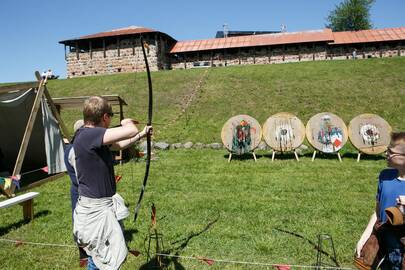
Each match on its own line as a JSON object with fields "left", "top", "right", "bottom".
{"left": 326, "top": 0, "right": 374, "bottom": 31}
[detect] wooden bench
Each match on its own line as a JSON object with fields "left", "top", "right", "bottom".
{"left": 0, "top": 192, "right": 39, "bottom": 221}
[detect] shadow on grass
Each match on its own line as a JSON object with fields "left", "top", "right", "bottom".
{"left": 222, "top": 153, "right": 263, "bottom": 161}
{"left": 342, "top": 152, "right": 385, "bottom": 161}
{"left": 139, "top": 215, "right": 220, "bottom": 270}
{"left": 0, "top": 210, "right": 51, "bottom": 237}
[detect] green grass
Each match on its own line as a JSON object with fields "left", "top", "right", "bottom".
{"left": 46, "top": 57, "right": 405, "bottom": 142}
{"left": 0, "top": 150, "right": 384, "bottom": 269}
{"left": 1, "top": 57, "right": 404, "bottom": 269}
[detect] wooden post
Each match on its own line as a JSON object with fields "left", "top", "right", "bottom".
{"left": 184, "top": 54, "right": 187, "bottom": 69}
{"left": 228, "top": 153, "right": 232, "bottom": 163}
{"left": 75, "top": 41, "right": 79, "bottom": 60}
{"left": 211, "top": 51, "right": 214, "bottom": 66}
{"left": 252, "top": 151, "right": 257, "bottom": 162}
{"left": 253, "top": 48, "right": 256, "bottom": 64}
{"left": 132, "top": 36, "right": 135, "bottom": 56}
{"left": 12, "top": 76, "right": 47, "bottom": 179}
{"left": 103, "top": 39, "right": 106, "bottom": 58}
{"left": 312, "top": 43, "right": 315, "bottom": 61}
{"left": 238, "top": 48, "right": 241, "bottom": 65}
{"left": 357, "top": 152, "right": 361, "bottom": 162}
{"left": 64, "top": 45, "right": 67, "bottom": 61}
{"left": 271, "top": 151, "right": 276, "bottom": 162}
{"left": 22, "top": 200, "right": 34, "bottom": 221}
{"left": 337, "top": 152, "right": 342, "bottom": 162}
{"left": 312, "top": 150, "right": 317, "bottom": 162}
{"left": 117, "top": 37, "right": 120, "bottom": 57}
{"left": 294, "top": 150, "right": 300, "bottom": 161}
{"left": 282, "top": 45, "right": 285, "bottom": 62}
{"left": 89, "top": 41, "right": 92, "bottom": 59}
{"left": 379, "top": 42, "right": 383, "bottom": 58}
{"left": 298, "top": 45, "right": 301, "bottom": 61}
{"left": 267, "top": 47, "right": 271, "bottom": 63}
{"left": 33, "top": 72, "right": 71, "bottom": 141}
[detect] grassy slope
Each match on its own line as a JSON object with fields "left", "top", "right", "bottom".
{"left": 0, "top": 57, "right": 404, "bottom": 269}
{"left": 47, "top": 57, "right": 405, "bottom": 143}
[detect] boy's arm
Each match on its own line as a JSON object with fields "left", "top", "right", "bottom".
{"left": 109, "top": 125, "right": 152, "bottom": 151}
{"left": 356, "top": 212, "right": 377, "bottom": 258}
{"left": 103, "top": 119, "right": 139, "bottom": 146}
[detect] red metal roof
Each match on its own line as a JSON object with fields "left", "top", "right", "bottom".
{"left": 331, "top": 27, "right": 405, "bottom": 44}
{"left": 170, "top": 29, "right": 334, "bottom": 53}
{"left": 59, "top": 26, "right": 176, "bottom": 44}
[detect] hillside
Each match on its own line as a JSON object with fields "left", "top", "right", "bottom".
{"left": 48, "top": 57, "right": 405, "bottom": 143}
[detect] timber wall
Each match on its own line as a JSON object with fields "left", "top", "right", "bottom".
{"left": 170, "top": 42, "right": 405, "bottom": 70}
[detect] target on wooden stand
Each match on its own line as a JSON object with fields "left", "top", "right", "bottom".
{"left": 221, "top": 115, "right": 262, "bottom": 162}
{"left": 306, "top": 112, "right": 348, "bottom": 161}
{"left": 348, "top": 113, "right": 391, "bottom": 161}
{"left": 262, "top": 112, "right": 305, "bottom": 161}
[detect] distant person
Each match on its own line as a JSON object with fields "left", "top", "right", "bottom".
{"left": 64, "top": 120, "right": 87, "bottom": 267}
{"left": 41, "top": 69, "right": 59, "bottom": 80}
{"left": 356, "top": 132, "right": 405, "bottom": 270}
{"left": 352, "top": 49, "right": 357, "bottom": 60}
{"left": 73, "top": 96, "right": 152, "bottom": 269}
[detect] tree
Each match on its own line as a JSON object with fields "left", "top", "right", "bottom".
{"left": 326, "top": 0, "right": 374, "bottom": 31}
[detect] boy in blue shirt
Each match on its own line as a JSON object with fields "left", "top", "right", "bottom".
{"left": 356, "top": 132, "right": 405, "bottom": 270}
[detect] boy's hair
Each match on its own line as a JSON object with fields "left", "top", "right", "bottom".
{"left": 83, "top": 96, "right": 113, "bottom": 125}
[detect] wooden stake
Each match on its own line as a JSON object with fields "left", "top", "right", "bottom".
{"left": 272, "top": 151, "right": 276, "bottom": 162}
{"left": 312, "top": 150, "right": 317, "bottom": 162}
{"left": 357, "top": 152, "right": 361, "bottom": 162}
{"left": 337, "top": 152, "right": 342, "bottom": 162}
{"left": 21, "top": 199, "right": 34, "bottom": 221}
{"left": 228, "top": 153, "right": 232, "bottom": 163}
{"left": 252, "top": 151, "right": 257, "bottom": 162}
{"left": 294, "top": 150, "right": 300, "bottom": 161}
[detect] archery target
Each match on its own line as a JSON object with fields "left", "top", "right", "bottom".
{"left": 348, "top": 114, "right": 392, "bottom": 155}
{"left": 263, "top": 112, "right": 305, "bottom": 152}
{"left": 221, "top": 115, "right": 262, "bottom": 155}
{"left": 306, "top": 112, "right": 348, "bottom": 153}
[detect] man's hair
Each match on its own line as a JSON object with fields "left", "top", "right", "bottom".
{"left": 390, "top": 132, "right": 405, "bottom": 147}
{"left": 83, "top": 96, "right": 112, "bottom": 125}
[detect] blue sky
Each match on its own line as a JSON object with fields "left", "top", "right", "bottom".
{"left": 0, "top": 0, "right": 404, "bottom": 83}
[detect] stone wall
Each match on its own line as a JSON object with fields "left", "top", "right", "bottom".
{"left": 170, "top": 42, "right": 405, "bottom": 70}
{"left": 66, "top": 38, "right": 164, "bottom": 78}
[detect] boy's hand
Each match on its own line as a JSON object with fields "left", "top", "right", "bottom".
{"left": 397, "top": 195, "right": 405, "bottom": 205}
{"left": 141, "top": 125, "right": 153, "bottom": 138}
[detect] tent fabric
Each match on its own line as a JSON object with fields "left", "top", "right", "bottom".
{"left": 0, "top": 88, "right": 66, "bottom": 176}
{"left": 41, "top": 96, "right": 66, "bottom": 174}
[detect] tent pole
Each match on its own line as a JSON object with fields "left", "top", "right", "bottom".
{"left": 34, "top": 72, "right": 71, "bottom": 142}
{"left": 11, "top": 73, "right": 47, "bottom": 193}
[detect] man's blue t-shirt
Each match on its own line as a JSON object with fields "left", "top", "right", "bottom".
{"left": 73, "top": 127, "right": 116, "bottom": 198}
{"left": 376, "top": 168, "right": 405, "bottom": 223}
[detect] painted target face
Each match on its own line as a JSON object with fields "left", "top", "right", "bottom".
{"left": 306, "top": 112, "right": 348, "bottom": 153}
{"left": 221, "top": 115, "right": 262, "bottom": 155}
{"left": 263, "top": 112, "right": 305, "bottom": 152}
{"left": 348, "top": 114, "right": 391, "bottom": 155}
